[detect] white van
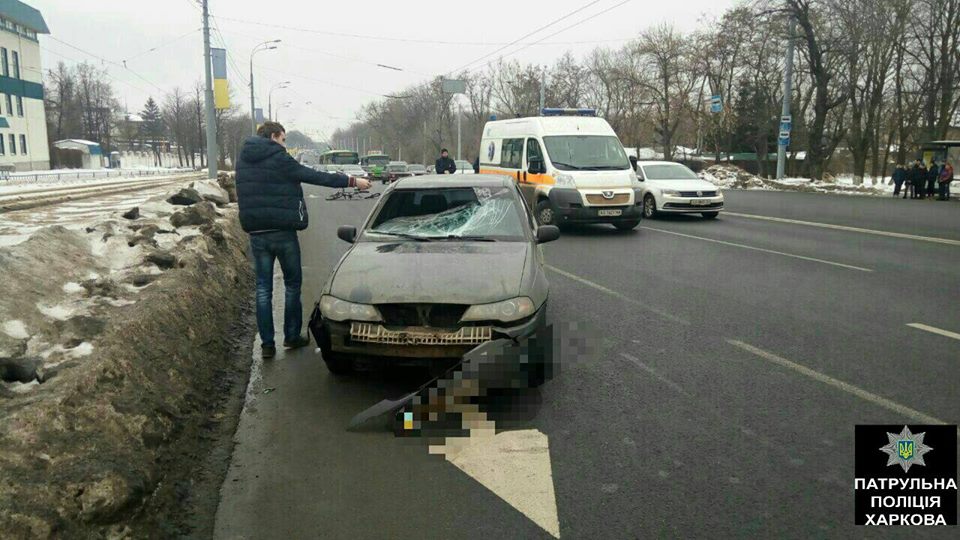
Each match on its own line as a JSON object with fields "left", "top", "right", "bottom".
{"left": 478, "top": 109, "right": 642, "bottom": 230}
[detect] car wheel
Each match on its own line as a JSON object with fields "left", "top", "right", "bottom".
{"left": 322, "top": 351, "right": 354, "bottom": 375}
{"left": 613, "top": 220, "right": 640, "bottom": 231}
{"left": 536, "top": 200, "right": 557, "bottom": 226}
{"left": 701, "top": 212, "right": 719, "bottom": 219}
{"left": 643, "top": 194, "right": 658, "bottom": 218}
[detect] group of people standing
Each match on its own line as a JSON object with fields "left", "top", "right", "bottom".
{"left": 892, "top": 160, "right": 954, "bottom": 200}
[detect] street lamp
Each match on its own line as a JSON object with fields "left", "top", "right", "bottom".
{"left": 275, "top": 101, "right": 293, "bottom": 124}
{"left": 249, "top": 39, "right": 281, "bottom": 135}
{"left": 268, "top": 81, "right": 290, "bottom": 121}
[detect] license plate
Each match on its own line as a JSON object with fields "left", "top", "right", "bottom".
{"left": 598, "top": 209, "right": 622, "bottom": 217}
{"left": 690, "top": 199, "right": 709, "bottom": 206}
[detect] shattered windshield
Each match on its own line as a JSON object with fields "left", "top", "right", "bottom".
{"left": 367, "top": 187, "right": 527, "bottom": 240}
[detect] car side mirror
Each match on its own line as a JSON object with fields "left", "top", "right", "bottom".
{"left": 629, "top": 155, "right": 638, "bottom": 171}
{"left": 528, "top": 158, "right": 545, "bottom": 175}
{"left": 337, "top": 225, "right": 357, "bottom": 244}
{"left": 536, "top": 225, "right": 560, "bottom": 244}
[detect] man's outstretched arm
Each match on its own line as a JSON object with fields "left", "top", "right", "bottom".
{"left": 279, "top": 152, "right": 353, "bottom": 188}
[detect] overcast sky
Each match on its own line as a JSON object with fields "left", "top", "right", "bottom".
{"left": 31, "top": 0, "right": 736, "bottom": 142}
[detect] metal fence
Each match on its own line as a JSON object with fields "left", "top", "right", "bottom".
{"left": 4, "top": 168, "right": 197, "bottom": 184}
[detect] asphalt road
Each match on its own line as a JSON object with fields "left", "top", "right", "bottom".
{"left": 214, "top": 186, "right": 959, "bottom": 539}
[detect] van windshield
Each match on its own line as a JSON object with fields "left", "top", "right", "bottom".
{"left": 543, "top": 135, "right": 630, "bottom": 171}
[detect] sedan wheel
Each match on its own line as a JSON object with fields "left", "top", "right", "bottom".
{"left": 643, "top": 194, "right": 658, "bottom": 218}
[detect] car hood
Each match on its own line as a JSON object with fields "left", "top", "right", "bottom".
{"left": 328, "top": 241, "right": 530, "bottom": 305}
{"left": 645, "top": 178, "right": 719, "bottom": 191}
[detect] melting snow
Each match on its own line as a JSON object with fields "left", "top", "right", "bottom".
{"left": 62, "top": 282, "right": 85, "bottom": 294}
{"left": 37, "top": 303, "right": 75, "bottom": 321}
{"left": 2, "top": 320, "right": 29, "bottom": 339}
{"left": 7, "top": 380, "right": 40, "bottom": 394}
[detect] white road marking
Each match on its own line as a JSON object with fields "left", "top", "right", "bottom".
{"left": 726, "top": 339, "right": 954, "bottom": 430}
{"left": 440, "top": 429, "right": 561, "bottom": 539}
{"left": 545, "top": 265, "right": 689, "bottom": 325}
{"left": 642, "top": 226, "right": 873, "bottom": 272}
{"left": 906, "top": 323, "right": 960, "bottom": 341}
{"left": 724, "top": 211, "right": 960, "bottom": 246}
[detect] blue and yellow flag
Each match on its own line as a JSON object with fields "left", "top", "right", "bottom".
{"left": 211, "top": 48, "right": 230, "bottom": 110}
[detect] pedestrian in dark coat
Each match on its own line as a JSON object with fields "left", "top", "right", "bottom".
{"left": 892, "top": 164, "right": 906, "bottom": 197}
{"left": 939, "top": 162, "right": 954, "bottom": 201}
{"left": 236, "top": 121, "right": 370, "bottom": 358}
{"left": 435, "top": 149, "right": 457, "bottom": 175}
{"left": 926, "top": 161, "right": 940, "bottom": 198}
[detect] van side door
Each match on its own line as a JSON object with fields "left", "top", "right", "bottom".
{"left": 519, "top": 137, "right": 545, "bottom": 209}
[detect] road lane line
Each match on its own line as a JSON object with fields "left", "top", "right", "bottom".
{"left": 545, "top": 264, "right": 689, "bottom": 325}
{"left": 907, "top": 323, "right": 960, "bottom": 341}
{"left": 642, "top": 226, "right": 873, "bottom": 272}
{"left": 726, "top": 339, "right": 954, "bottom": 430}
{"left": 724, "top": 211, "right": 960, "bottom": 246}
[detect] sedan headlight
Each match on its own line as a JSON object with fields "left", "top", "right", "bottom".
{"left": 661, "top": 189, "right": 680, "bottom": 197}
{"left": 554, "top": 173, "right": 576, "bottom": 187}
{"left": 461, "top": 297, "right": 536, "bottom": 323}
{"left": 715, "top": 186, "right": 723, "bottom": 196}
{"left": 319, "top": 295, "right": 382, "bottom": 322}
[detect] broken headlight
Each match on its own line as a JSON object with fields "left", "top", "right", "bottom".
{"left": 319, "top": 295, "right": 382, "bottom": 322}
{"left": 461, "top": 297, "right": 536, "bottom": 323}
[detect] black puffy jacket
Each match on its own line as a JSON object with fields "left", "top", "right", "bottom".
{"left": 435, "top": 156, "right": 457, "bottom": 174}
{"left": 236, "top": 137, "right": 350, "bottom": 232}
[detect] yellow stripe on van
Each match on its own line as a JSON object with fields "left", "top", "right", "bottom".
{"left": 479, "top": 167, "right": 555, "bottom": 186}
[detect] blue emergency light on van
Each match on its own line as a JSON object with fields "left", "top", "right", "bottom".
{"left": 541, "top": 108, "right": 596, "bottom": 117}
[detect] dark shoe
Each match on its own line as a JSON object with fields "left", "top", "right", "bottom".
{"left": 283, "top": 335, "right": 311, "bottom": 349}
{"left": 262, "top": 344, "right": 276, "bottom": 359}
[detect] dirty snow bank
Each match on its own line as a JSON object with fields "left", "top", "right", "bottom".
{"left": 0, "top": 173, "right": 252, "bottom": 537}
{"left": 699, "top": 164, "right": 894, "bottom": 196}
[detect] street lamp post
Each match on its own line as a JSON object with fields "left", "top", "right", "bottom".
{"left": 275, "top": 101, "right": 292, "bottom": 124}
{"left": 249, "top": 40, "right": 280, "bottom": 136}
{"left": 269, "top": 81, "right": 291, "bottom": 121}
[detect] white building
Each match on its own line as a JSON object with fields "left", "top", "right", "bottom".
{"left": 0, "top": 0, "right": 49, "bottom": 171}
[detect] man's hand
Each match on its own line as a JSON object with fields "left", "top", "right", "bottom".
{"left": 353, "top": 177, "right": 372, "bottom": 190}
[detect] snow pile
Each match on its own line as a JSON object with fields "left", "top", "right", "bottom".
{"left": 699, "top": 164, "right": 894, "bottom": 196}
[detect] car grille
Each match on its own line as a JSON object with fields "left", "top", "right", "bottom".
{"left": 664, "top": 202, "right": 723, "bottom": 209}
{"left": 376, "top": 304, "right": 469, "bottom": 327}
{"left": 678, "top": 191, "right": 718, "bottom": 197}
{"left": 350, "top": 323, "right": 492, "bottom": 346}
{"left": 585, "top": 193, "right": 631, "bottom": 205}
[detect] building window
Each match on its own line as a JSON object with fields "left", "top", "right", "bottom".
{"left": 12, "top": 51, "right": 19, "bottom": 79}
{"left": 4, "top": 94, "right": 11, "bottom": 116}
{"left": 0, "top": 135, "right": 5, "bottom": 156}
{"left": 8, "top": 134, "right": 15, "bottom": 155}
{"left": 19, "top": 134, "right": 26, "bottom": 155}
{"left": 1, "top": 48, "right": 8, "bottom": 77}
{"left": 16, "top": 96, "right": 22, "bottom": 116}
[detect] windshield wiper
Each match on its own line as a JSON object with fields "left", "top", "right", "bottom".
{"left": 550, "top": 161, "right": 581, "bottom": 170}
{"left": 368, "top": 231, "right": 433, "bottom": 241}
{"left": 427, "top": 235, "right": 498, "bottom": 242}
{"left": 581, "top": 165, "right": 628, "bottom": 171}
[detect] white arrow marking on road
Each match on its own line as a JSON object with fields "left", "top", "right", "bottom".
{"left": 436, "top": 429, "right": 561, "bottom": 539}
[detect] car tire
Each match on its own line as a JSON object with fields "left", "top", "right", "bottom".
{"left": 701, "top": 212, "right": 719, "bottom": 219}
{"left": 613, "top": 220, "right": 640, "bottom": 231}
{"left": 536, "top": 200, "right": 558, "bottom": 226}
{"left": 643, "top": 194, "right": 658, "bottom": 219}
{"left": 322, "top": 351, "right": 354, "bottom": 375}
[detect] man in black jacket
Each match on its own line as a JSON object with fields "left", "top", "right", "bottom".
{"left": 237, "top": 121, "right": 371, "bottom": 358}
{"left": 435, "top": 148, "right": 457, "bottom": 175}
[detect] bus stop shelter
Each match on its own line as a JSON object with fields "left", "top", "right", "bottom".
{"left": 920, "top": 140, "right": 960, "bottom": 166}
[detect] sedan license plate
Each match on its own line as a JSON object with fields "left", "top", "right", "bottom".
{"left": 690, "top": 199, "right": 709, "bottom": 206}
{"left": 598, "top": 209, "right": 622, "bottom": 217}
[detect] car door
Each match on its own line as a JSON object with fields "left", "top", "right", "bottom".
{"left": 519, "top": 137, "right": 544, "bottom": 210}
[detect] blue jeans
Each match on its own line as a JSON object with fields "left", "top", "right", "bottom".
{"left": 250, "top": 231, "right": 302, "bottom": 346}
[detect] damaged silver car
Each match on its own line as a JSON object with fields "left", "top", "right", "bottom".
{"left": 309, "top": 175, "right": 558, "bottom": 378}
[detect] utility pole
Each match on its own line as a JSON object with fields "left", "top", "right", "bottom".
{"left": 776, "top": 16, "right": 796, "bottom": 180}
{"left": 539, "top": 65, "right": 546, "bottom": 114}
{"left": 457, "top": 103, "right": 462, "bottom": 160}
{"left": 201, "top": 0, "right": 218, "bottom": 179}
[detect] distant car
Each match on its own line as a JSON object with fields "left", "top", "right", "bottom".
{"left": 636, "top": 161, "right": 724, "bottom": 219}
{"left": 454, "top": 160, "right": 475, "bottom": 174}
{"left": 309, "top": 174, "right": 559, "bottom": 384}
{"left": 407, "top": 164, "right": 428, "bottom": 176}
{"left": 340, "top": 164, "right": 367, "bottom": 179}
{"left": 385, "top": 161, "right": 412, "bottom": 183}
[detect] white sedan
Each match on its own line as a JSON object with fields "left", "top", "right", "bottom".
{"left": 635, "top": 161, "right": 724, "bottom": 219}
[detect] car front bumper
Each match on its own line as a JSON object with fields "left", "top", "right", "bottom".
{"left": 310, "top": 304, "right": 547, "bottom": 360}
{"left": 548, "top": 188, "right": 644, "bottom": 223}
{"left": 658, "top": 195, "right": 724, "bottom": 213}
